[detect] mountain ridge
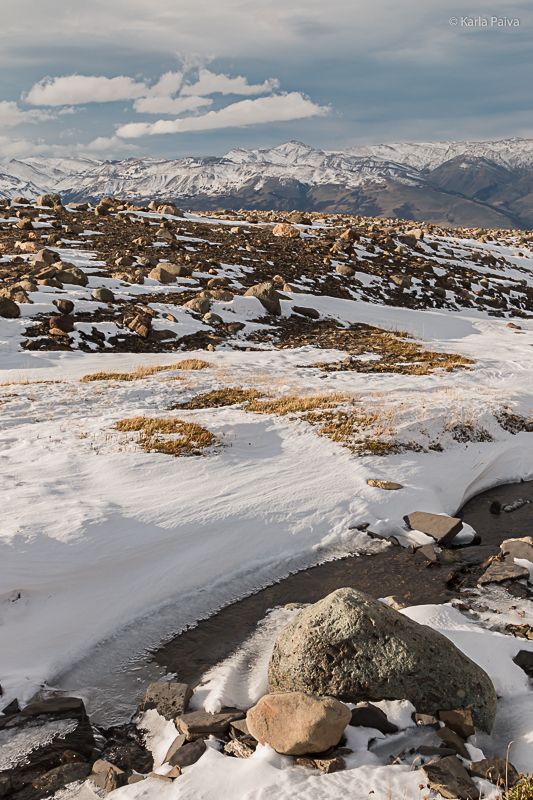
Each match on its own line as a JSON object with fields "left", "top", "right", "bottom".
{"left": 3, "top": 137, "right": 533, "bottom": 228}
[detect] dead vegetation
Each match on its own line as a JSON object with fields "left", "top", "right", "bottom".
{"left": 253, "top": 318, "right": 473, "bottom": 375}
{"left": 115, "top": 416, "right": 218, "bottom": 456}
{"left": 80, "top": 358, "right": 211, "bottom": 382}
{"left": 245, "top": 393, "right": 349, "bottom": 416}
{"left": 173, "top": 387, "right": 262, "bottom": 409}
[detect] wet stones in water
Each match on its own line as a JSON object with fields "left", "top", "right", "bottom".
{"left": 99, "top": 723, "right": 153, "bottom": 773}
{"left": 403, "top": 512, "right": 463, "bottom": 546}
{"left": 268, "top": 588, "right": 497, "bottom": 731}
{"left": 436, "top": 726, "right": 470, "bottom": 758}
{"left": 31, "top": 763, "right": 91, "bottom": 796}
{"left": 140, "top": 681, "right": 193, "bottom": 720}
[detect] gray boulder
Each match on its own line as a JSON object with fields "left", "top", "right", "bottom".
{"left": 268, "top": 588, "right": 496, "bottom": 731}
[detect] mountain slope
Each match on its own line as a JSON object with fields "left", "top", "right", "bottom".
{"left": 3, "top": 138, "right": 533, "bottom": 227}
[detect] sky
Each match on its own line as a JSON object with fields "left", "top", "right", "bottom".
{"left": 1, "top": 0, "right": 532, "bottom": 160}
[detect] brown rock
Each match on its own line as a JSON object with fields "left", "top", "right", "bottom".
{"left": 478, "top": 557, "right": 529, "bottom": 585}
{"left": 501, "top": 536, "right": 533, "bottom": 561}
{"left": 438, "top": 708, "right": 475, "bottom": 738}
{"left": 349, "top": 702, "right": 398, "bottom": 734}
{"left": 90, "top": 759, "right": 125, "bottom": 792}
{"left": 0, "top": 298, "right": 20, "bottom": 318}
{"left": 423, "top": 755, "right": 478, "bottom": 800}
{"left": 367, "top": 479, "right": 403, "bottom": 490}
{"left": 246, "top": 692, "right": 350, "bottom": 756}
{"left": 469, "top": 757, "right": 519, "bottom": 787}
{"left": 272, "top": 223, "right": 300, "bottom": 238}
{"left": 176, "top": 709, "right": 244, "bottom": 740}
{"left": 167, "top": 738, "right": 206, "bottom": 768}
{"left": 436, "top": 726, "right": 470, "bottom": 758}
{"left": 403, "top": 511, "right": 463, "bottom": 545}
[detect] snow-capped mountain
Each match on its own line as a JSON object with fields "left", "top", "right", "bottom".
{"left": 3, "top": 137, "right": 533, "bottom": 228}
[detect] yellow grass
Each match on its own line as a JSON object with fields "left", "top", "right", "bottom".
{"left": 115, "top": 416, "right": 217, "bottom": 456}
{"left": 245, "top": 393, "right": 350, "bottom": 416}
{"left": 80, "top": 359, "right": 211, "bottom": 383}
{"left": 174, "top": 387, "right": 262, "bottom": 409}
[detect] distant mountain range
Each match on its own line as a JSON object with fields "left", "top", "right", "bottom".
{"left": 4, "top": 137, "right": 533, "bottom": 228}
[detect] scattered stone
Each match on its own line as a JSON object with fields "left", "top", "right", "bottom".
{"left": 437, "top": 708, "right": 475, "bottom": 738}
{"left": 52, "top": 299, "right": 74, "bottom": 315}
{"left": 489, "top": 501, "right": 501, "bottom": 515}
{"left": 244, "top": 281, "right": 282, "bottom": 315}
{"left": 469, "top": 757, "right": 520, "bottom": 787}
{"left": 92, "top": 287, "right": 115, "bottom": 303}
{"left": 268, "top": 588, "right": 496, "bottom": 731}
{"left": 272, "top": 223, "right": 300, "bottom": 238}
{"left": 295, "top": 754, "right": 346, "bottom": 773}
{"left": 224, "top": 738, "right": 255, "bottom": 759}
{"left": 403, "top": 512, "right": 463, "bottom": 545}
{"left": 478, "top": 557, "right": 529, "bottom": 586}
{"left": 0, "top": 297, "right": 20, "bottom": 318}
{"left": 418, "top": 544, "right": 438, "bottom": 563}
{"left": 501, "top": 536, "right": 533, "bottom": 561}
{"left": 140, "top": 682, "right": 193, "bottom": 720}
{"left": 423, "top": 755, "right": 478, "bottom": 800}
{"left": 413, "top": 712, "right": 439, "bottom": 727}
{"left": 90, "top": 759, "right": 126, "bottom": 792}
{"left": 166, "top": 738, "right": 206, "bottom": 769}
{"left": 148, "top": 265, "right": 176, "bottom": 284}
{"left": 349, "top": 702, "right": 398, "bottom": 734}
{"left": 436, "top": 726, "right": 471, "bottom": 758}
{"left": 513, "top": 649, "right": 533, "bottom": 677}
{"left": 292, "top": 305, "right": 320, "bottom": 319}
{"left": 176, "top": 709, "right": 245, "bottom": 740}
{"left": 246, "top": 692, "right": 351, "bottom": 756}
{"left": 31, "top": 762, "right": 90, "bottom": 794}
{"left": 36, "top": 193, "right": 61, "bottom": 207}
{"left": 367, "top": 479, "right": 403, "bottom": 490}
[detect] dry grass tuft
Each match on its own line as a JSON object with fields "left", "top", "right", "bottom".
{"left": 245, "top": 393, "right": 349, "bottom": 416}
{"left": 507, "top": 775, "right": 533, "bottom": 800}
{"left": 173, "top": 387, "right": 262, "bottom": 409}
{"left": 80, "top": 358, "right": 211, "bottom": 383}
{"left": 115, "top": 416, "right": 217, "bottom": 456}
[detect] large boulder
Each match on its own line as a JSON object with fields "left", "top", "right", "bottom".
{"left": 246, "top": 692, "right": 350, "bottom": 755}
{"left": 268, "top": 588, "right": 496, "bottom": 731}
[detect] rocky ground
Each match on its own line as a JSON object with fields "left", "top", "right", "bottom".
{"left": 1, "top": 193, "right": 533, "bottom": 800}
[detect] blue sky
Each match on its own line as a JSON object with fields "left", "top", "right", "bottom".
{"left": 1, "top": 0, "right": 532, "bottom": 159}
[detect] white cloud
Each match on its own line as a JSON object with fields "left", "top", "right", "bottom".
{"left": 0, "top": 132, "right": 138, "bottom": 159}
{"left": 117, "top": 92, "right": 329, "bottom": 138}
{"left": 181, "top": 69, "right": 279, "bottom": 97}
{"left": 133, "top": 95, "right": 212, "bottom": 115}
{"left": 145, "top": 70, "right": 184, "bottom": 98}
{"left": 25, "top": 75, "right": 148, "bottom": 106}
{"left": 0, "top": 101, "right": 54, "bottom": 128}
{"left": 83, "top": 135, "right": 139, "bottom": 155}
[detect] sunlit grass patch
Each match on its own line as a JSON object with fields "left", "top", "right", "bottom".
{"left": 115, "top": 416, "right": 218, "bottom": 456}
{"left": 245, "top": 393, "right": 350, "bottom": 416}
{"left": 80, "top": 358, "right": 211, "bottom": 383}
{"left": 173, "top": 387, "right": 262, "bottom": 409}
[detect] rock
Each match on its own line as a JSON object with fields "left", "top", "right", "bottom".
{"left": 148, "top": 265, "right": 176, "bottom": 284}
{"left": 54, "top": 266, "right": 89, "bottom": 287}
{"left": 469, "top": 757, "right": 520, "bottom": 787}
{"left": 437, "top": 708, "right": 475, "bottom": 738}
{"left": 99, "top": 723, "right": 153, "bottom": 773}
{"left": 90, "top": 759, "right": 125, "bottom": 792}
{"left": 36, "top": 193, "right": 61, "bottom": 207}
{"left": 203, "top": 312, "right": 223, "bottom": 325}
{"left": 244, "top": 281, "right": 282, "bottom": 315}
{"left": 157, "top": 262, "right": 191, "bottom": 278}
{"left": 92, "top": 287, "right": 115, "bottom": 303}
{"left": 335, "top": 264, "right": 355, "bottom": 277}
{"left": 0, "top": 297, "right": 20, "bottom": 318}
{"left": 478, "top": 557, "right": 529, "bottom": 585}
{"left": 513, "top": 649, "right": 533, "bottom": 677}
{"left": 183, "top": 296, "right": 212, "bottom": 315}
{"left": 176, "top": 709, "right": 244, "bottom": 740}
{"left": 367, "top": 479, "right": 403, "bottom": 490}
{"left": 126, "top": 312, "right": 151, "bottom": 338}
{"left": 436, "top": 726, "right": 470, "bottom": 758}
{"left": 246, "top": 692, "right": 351, "bottom": 756}
{"left": 490, "top": 500, "right": 501, "bottom": 515}
{"left": 403, "top": 512, "right": 463, "bottom": 545}
{"left": 49, "top": 314, "right": 75, "bottom": 333}
{"left": 417, "top": 544, "right": 438, "bottom": 563}
{"left": 295, "top": 754, "right": 346, "bottom": 773}
{"left": 224, "top": 739, "right": 255, "bottom": 759}
{"left": 272, "top": 223, "right": 300, "bottom": 238}
{"left": 413, "top": 712, "right": 439, "bottom": 727}
{"left": 163, "top": 734, "right": 186, "bottom": 763}
{"left": 166, "top": 738, "right": 206, "bottom": 768}
{"left": 141, "top": 682, "right": 193, "bottom": 720}
{"left": 501, "top": 536, "right": 533, "bottom": 561}
{"left": 292, "top": 305, "right": 320, "bottom": 319}
{"left": 268, "top": 588, "right": 496, "bottom": 731}
{"left": 31, "top": 762, "right": 90, "bottom": 794}
{"left": 423, "top": 755, "right": 478, "bottom": 800}
{"left": 32, "top": 248, "right": 60, "bottom": 266}
{"left": 230, "top": 718, "right": 251, "bottom": 737}
{"left": 349, "top": 702, "right": 398, "bottom": 734}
